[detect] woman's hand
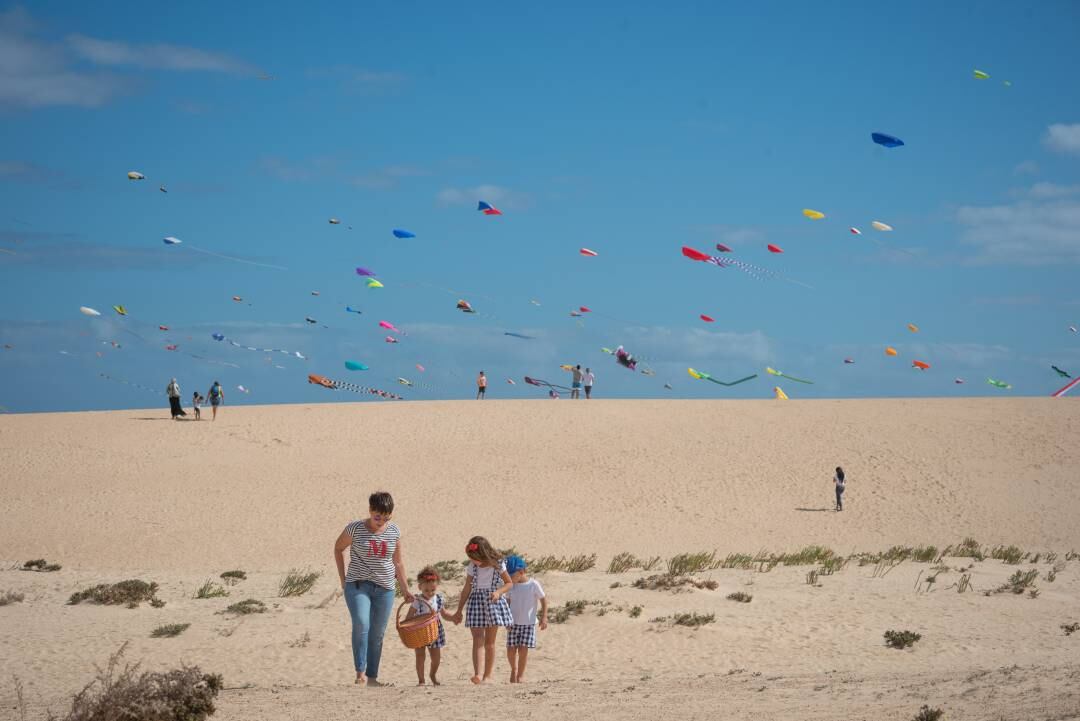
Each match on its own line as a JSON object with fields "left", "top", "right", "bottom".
{"left": 402, "top": 589, "right": 415, "bottom": 603}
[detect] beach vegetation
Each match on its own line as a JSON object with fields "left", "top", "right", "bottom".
{"left": 527, "top": 554, "right": 597, "bottom": 573}
{"left": 46, "top": 642, "right": 221, "bottom": 721}
{"left": 629, "top": 605, "right": 642, "bottom": 618}
{"left": 806, "top": 570, "right": 820, "bottom": 586}
{"left": 433, "top": 560, "right": 463, "bottom": 580}
{"left": 948, "top": 538, "right": 985, "bottom": 561}
{"left": 224, "top": 599, "right": 266, "bottom": 615}
{"left": 0, "top": 590, "right": 26, "bottom": 606}
{"left": 219, "top": 570, "right": 246, "bottom": 585}
{"left": 884, "top": 629, "right": 922, "bottom": 649}
{"left": 912, "top": 705, "right": 944, "bottom": 721}
{"left": 667, "top": 551, "right": 717, "bottom": 575}
{"left": 726, "top": 591, "right": 753, "bottom": 603}
{"left": 992, "top": 569, "right": 1039, "bottom": 595}
{"left": 278, "top": 569, "right": 320, "bottom": 597}
{"left": 672, "top": 612, "right": 715, "bottom": 628}
{"left": 289, "top": 631, "right": 312, "bottom": 648}
{"left": 1062, "top": 622, "right": 1079, "bottom": 636}
{"left": 990, "top": 545, "right": 1027, "bottom": 565}
{"left": 22, "top": 559, "right": 62, "bottom": 572}
{"left": 819, "top": 556, "right": 848, "bottom": 575}
{"left": 193, "top": 580, "right": 228, "bottom": 599}
{"left": 551, "top": 599, "right": 607, "bottom": 624}
{"left": 150, "top": 623, "right": 190, "bottom": 638}
{"left": 68, "top": 580, "right": 161, "bottom": 608}
{"left": 633, "top": 574, "right": 717, "bottom": 592}
{"left": 607, "top": 552, "right": 662, "bottom": 574}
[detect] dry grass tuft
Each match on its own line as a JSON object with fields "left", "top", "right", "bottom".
{"left": 628, "top": 605, "right": 642, "bottom": 618}
{"left": 884, "top": 629, "right": 922, "bottom": 649}
{"left": 1, "top": 590, "right": 26, "bottom": 606}
{"left": 433, "top": 560, "right": 464, "bottom": 581}
{"left": 45, "top": 643, "right": 221, "bottom": 721}
{"left": 68, "top": 580, "right": 161, "bottom": 608}
{"left": 150, "top": 623, "right": 190, "bottom": 638}
{"left": 278, "top": 569, "right": 320, "bottom": 597}
{"left": 219, "top": 570, "right": 246, "bottom": 586}
{"left": 989, "top": 569, "right": 1039, "bottom": 596}
{"left": 289, "top": 631, "right": 312, "bottom": 648}
{"left": 22, "top": 559, "right": 62, "bottom": 572}
{"left": 193, "top": 580, "right": 228, "bottom": 599}
{"left": 912, "top": 705, "right": 944, "bottom": 721}
{"left": 667, "top": 551, "right": 718, "bottom": 576}
{"left": 672, "top": 612, "right": 715, "bottom": 628}
{"left": 1061, "top": 622, "right": 1079, "bottom": 636}
{"left": 726, "top": 591, "right": 753, "bottom": 603}
{"left": 527, "top": 554, "right": 597, "bottom": 573}
{"left": 551, "top": 599, "right": 607, "bottom": 624}
{"left": 632, "top": 574, "right": 717, "bottom": 592}
{"left": 990, "top": 545, "right": 1027, "bottom": 565}
{"left": 607, "top": 552, "right": 662, "bottom": 574}
{"left": 223, "top": 599, "right": 266, "bottom": 615}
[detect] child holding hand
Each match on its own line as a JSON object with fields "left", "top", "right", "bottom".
{"left": 451, "top": 536, "right": 513, "bottom": 684}
{"left": 504, "top": 555, "right": 547, "bottom": 683}
{"left": 404, "top": 566, "right": 456, "bottom": 686}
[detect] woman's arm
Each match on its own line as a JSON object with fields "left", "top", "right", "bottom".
{"left": 491, "top": 569, "right": 514, "bottom": 601}
{"left": 334, "top": 529, "right": 351, "bottom": 587}
{"left": 392, "top": 540, "right": 414, "bottom": 603}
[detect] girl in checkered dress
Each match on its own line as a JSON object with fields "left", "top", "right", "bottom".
{"left": 405, "top": 566, "right": 455, "bottom": 686}
{"left": 450, "top": 536, "right": 514, "bottom": 684}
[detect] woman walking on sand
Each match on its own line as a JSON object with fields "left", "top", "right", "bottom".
{"left": 166, "top": 378, "right": 185, "bottom": 420}
{"left": 834, "top": 466, "right": 846, "bottom": 511}
{"left": 207, "top": 381, "right": 224, "bottom": 420}
{"left": 334, "top": 491, "right": 414, "bottom": 686}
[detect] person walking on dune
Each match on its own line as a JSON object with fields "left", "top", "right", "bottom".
{"left": 207, "top": 381, "right": 224, "bottom": 421}
{"left": 166, "top": 378, "right": 185, "bottom": 420}
{"left": 583, "top": 367, "right": 595, "bottom": 399}
{"left": 570, "top": 365, "right": 584, "bottom": 399}
{"left": 834, "top": 466, "right": 846, "bottom": 511}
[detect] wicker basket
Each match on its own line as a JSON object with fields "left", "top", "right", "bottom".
{"left": 396, "top": 598, "right": 439, "bottom": 649}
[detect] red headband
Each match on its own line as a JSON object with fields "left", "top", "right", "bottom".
{"left": 418, "top": 572, "right": 439, "bottom": 581}
{"left": 466, "top": 543, "right": 479, "bottom": 552}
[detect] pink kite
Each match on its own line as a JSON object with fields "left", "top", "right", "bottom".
{"left": 715, "top": 243, "right": 733, "bottom": 253}
{"left": 579, "top": 306, "right": 592, "bottom": 313}
{"left": 767, "top": 244, "right": 784, "bottom": 254}
{"left": 158, "top": 325, "right": 169, "bottom": 331}
{"left": 378, "top": 321, "right": 399, "bottom": 333}
{"left": 579, "top": 248, "right": 598, "bottom": 257}
{"left": 165, "top": 344, "right": 178, "bottom": 351}
{"left": 416, "top": 364, "right": 425, "bottom": 372}
{"left": 849, "top": 227, "right": 861, "bottom": 235}
{"left": 700, "top": 314, "right": 715, "bottom": 322}
{"left": 682, "top": 246, "right": 711, "bottom": 261}
{"left": 385, "top": 336, "right": 399, "bottom": 344}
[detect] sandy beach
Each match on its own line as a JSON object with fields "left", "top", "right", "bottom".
{"left": 2, "top": 398, "right": 1079, "bottom": 720}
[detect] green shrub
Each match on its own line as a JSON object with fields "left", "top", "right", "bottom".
{"left": 224, "top": 599, "right": 266, "bottom": 615}
{"left": 69, "top": 580, "right": 160, "bottom": 608}
{"left": 219, "top": 570, "right": 246, "bottom": 585}
{"left": 433, "top": 560, "right": 463, "bottom": 581}
{"left": 150, "top": 623, "right": 190, "bottom": 638}
{"left": 0, "top": 590, "right": 26, "bottom": 606}
{"left": 22, "top": 559, "right": 62, "bottom": 572}
{"left": 912, "top": 705, "right": 944, "bottom": 721}
{"left": 884, "top": 629, "right": 921, "bottom": 649}
{"left": 193, "top": 580, "right": 228, "bottom": 599}
{"left": 672, "top": 612, "right": 714, "bottom": 628}
{"left": 527, "top": 554, "right": 597, "bottom": 573}
{"left": 628, "top": 605, "right": 642, "bottom": 618}
{"left": 667, "top": 551, "right": 717, "bottom": 576}
{"left": 990, "top": 545, "right": 1026, "bottom": 565}
{"left": 726, "top": 591, "right": 752, "bottom": 603}
{"left": 278, "top": 569, "right": 320, "bottom": 597}
{"left": 632, "top": 574, "right": 717, "bottom": 592}
{"left": 607, "top": 552, "right": 661, "bottom": 574}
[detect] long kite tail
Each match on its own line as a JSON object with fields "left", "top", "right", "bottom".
{"left": 704, "top": 373, "right": 758, "bottom": 387}
{"left": 186, "top": 245, "right": 288, "bottom": 270}
{"left": 1052, "top": 377, "right": 1080, "bottom": 398}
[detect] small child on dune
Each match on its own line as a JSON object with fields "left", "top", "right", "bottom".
{"left": 451, "top": 536, "right": 514, "bottom": 684}
{"left": 192, "top": 392, "right": 203, "bottom": 420}
{"left": 404, "top": 566, "right": 455, "bottom": 685}
{"left": 504, "top": 555, "right": 547, "bottom": 683}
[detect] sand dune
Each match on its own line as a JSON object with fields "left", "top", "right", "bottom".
{"left": 1, "top": 399, "right": 1078, "bottom": 720}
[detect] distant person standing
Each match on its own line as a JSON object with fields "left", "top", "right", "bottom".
{"left": 570, "top": 365, "right": 584, "bottom": 399}
{"left": 166, "top": 378, "right": 185, "bottom": 420}
{"left": 583, "top": 368, "right": 595, "bottom": 399}
{"left": 207, "top": 381, "right": 224, "bottom": 421}
{"left": 834, "top": 466, "right": 846, "bottom": 511}
{"left": 476, "top": 371, "right": 487, "bottom": 400}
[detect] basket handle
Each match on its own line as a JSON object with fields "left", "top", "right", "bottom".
{"left": 396, "top": 597, "right": 433, "bottom": 629}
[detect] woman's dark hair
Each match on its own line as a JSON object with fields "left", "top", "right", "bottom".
{"left": 465, "top": 536, "right": 503, "bottom": 564}
{"left": 835, "top": 467, "right": 845, "bottom": 482}
{"left": 369, "top": 491, "right": 394, "bottom": 515}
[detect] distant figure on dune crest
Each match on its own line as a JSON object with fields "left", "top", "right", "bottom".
{"left": 166, "top": 378, "right": 185, "bottom": 420}
{"left": 334, "top": 491, "right": 414, "bottom": 687}
{"left": 834, "top": 466, "right": 846, "bottom": 511}
{"left": 207, "top": 381, "right": 224, "bottom": 420}
{"left": 570, "top": 364, "right": 583, "bottom": 399}
{"left": 451, "top": 536, "right": 514, "bottom": 684}
{"left": 583, "top": 367, "right": 595, "bottom": 399}
{"left": 476, "top": 370, "right": 487, "bottom": 400}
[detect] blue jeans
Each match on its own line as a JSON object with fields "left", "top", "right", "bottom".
{"left": 344, "top": 580, "right": 396, "bottom": 677}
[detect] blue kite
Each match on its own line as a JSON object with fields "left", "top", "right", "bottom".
{"left": 871, "top": 132, "right": 905, "bottom": 148}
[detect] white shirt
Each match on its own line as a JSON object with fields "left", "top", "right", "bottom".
{"left": 507, "top": 578, "right": 545, "bottom": 625}
{"left": 467, "top": 561, "right": 504, "bottom": 590}
{"left": 584, "top": 372, "right": 595, "bottom": 386}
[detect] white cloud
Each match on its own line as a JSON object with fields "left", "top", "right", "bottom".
{"left": 67, "top": 34, "right": 256, "bottom": 75}
{"left": 436, "top": 184, "right": 532, "bottom": 211}
{"left": 1013, "top": 160, "right": 1040, "bottom": 176}
{"left": 1044, "top": 123, "right": 1080, "bottom": 155}
{"left": 306, "top": 66, "right": 406, "bottom": 94}
{"left": 956, "top": 186, "right": 1080, "bottom": 265}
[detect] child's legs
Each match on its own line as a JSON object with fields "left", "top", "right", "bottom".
{"left": 414, "top": 647, "right": 426, "bottom": 683}
{"left": 482, "top": 627, "right": 499, "bottom": 679}
{"left": 516, "top": 647, "right": 530, "bottom": 679}
{"left": 506, "top": 645, "right": 518, "bottom": 680}
{"left": 428, "top": 648, "right": 441, "bottom": 681}
{"left": 470, "top": 628, "right": 486, "bottom": 678}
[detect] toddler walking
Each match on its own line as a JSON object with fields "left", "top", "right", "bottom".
{"left": 404, "top": 566, "right": 455, "bottom": 685}
{"left": 504, "top": 555, "right": 547, "bottom": 683}
{"left": 451, "top": 536, "right": 513, "bottom": 684}
{"left": 192, "top": 391, "right": 203, "bottom": 420}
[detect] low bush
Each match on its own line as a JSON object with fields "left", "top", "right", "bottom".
{"left": 223, "top": 599, "right": 266, "bottom": 615}
{"left": 69, "top": 580, "right": 161, "bottom": 608}
{"left": 22, "top": 559, "right": 62, "bottom": 572}
{"left": 672, "top": 612, "right": 714, "bottom": 628}
{"left": 912, "top": 706, "right": 944, "bottom": 721}
{"left": 219, "top": 570, "right": 246, "bottom": 585}
{"left": 150, "top": 623, "right": 190, "bottom": 638}
{"left": 667, "top": 552, "right": 717, "bottom": 576}
{"left": 726, "top": 591, "right": 752, "bottom": 603}
{"left": 607, "top": 552, "right": 661, "bottom": 574}
{"left": 278, "top": 569, "right": 320, "bottom": 597}
{"left": 0, "top": 590, "right": 26, "bottom": 606}
{"left": 884, "top": 629, "right": 922, "bottom": 649}
{"left": 527, "top": 554, "right": 597, "bottom": 573}
{"left": 193, "top": 580, "right": 228, "bottom": 599}
{"left": 633, "top": 574, "right": 717, "bottom": 592}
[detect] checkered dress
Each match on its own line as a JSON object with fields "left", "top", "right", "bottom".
{"left": 412, "top": 594, "right": 446, "bottom": 649}
{"left": 464, "top": 560, "right": 513, "bottom": 628}
{"left": 506, "top": 624, "right": 537, "bottom": 648}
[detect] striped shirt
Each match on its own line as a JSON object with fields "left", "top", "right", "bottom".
{"left": 344, "top": 520, "right": 400, "bottom": 589}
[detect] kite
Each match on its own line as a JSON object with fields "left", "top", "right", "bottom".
{"left": 700, "top": 314, "right": 715, "bottom": 322}
{"left": 766, "top": 367, "right": 814, "bottom": 384}
{"left": 844, "top": 358, "right": 855, "bottom": 364}
{"left": 802, "top": 209, "right": 825, "bottom": 220}
{"left": 397, "top": 378, "right": 412, "bottom": 386}
{"left": 416, "top": 364, "right": 425, "bottom": 372}
{"left": 907, "top": 323, "right": 919, "bottom": 332}
{"left": 767, "top": 244, "right": 784, "bottom": 253}
{"left": 127, "top": 171, "right": 145, "bottom": 180}
{"left": 885, "top": 347, "right": 898, "bottom": 356}
{"left": 355, "top": 267, "right": 377, "bottom": 277}
{"left": 1070, "top": 326, "right": 1077, "bottom": 333}
{"left": 580, "top": 248, "right": 598, "bottom": 257}
{"left": 304, "top": 317, "right": 317, "bottom": 324}
{"left": 165, "top": 344, "right": 178, "bottom": 351}
{"left": 158, "top": 325, "right": 169, "bottom": 331}
{"left": 379, "top": 320, "right": 400, "bottom": 333}
{"left": 850, "top": 227, "right": 862, "bottom": 235}
{"left": 569, "top": 311, "right": 583, "bottom": 318}
{"left": 987, "top": 378, "right": 1012, "bottom": 389}
{"left": 212, "top": 333, "right": 307, "bottom": 359}
{"left": 687, "top": 368, "right": 757, "bottom": 386}
{"left": 456, "top": 300, "right": 476, "bottom": 314}
{"left": 79, "top": 307, "right": 101, "bottom": 317}
{"left": 773, "top": 386, "right": 789, "bottom": 400}
{"left": 579, "top": 306, "right": 592, "bottom": 313}
{"left": 1052, "top": 377, "right": 1080, "bottom": 398}
{"left": 159, "top": 186, "right": 167, "bottom": 193}
{"left": 307, "top": 374, "right": 403, "bottom": 400}
{"left": 681, "top": 245, "right": 810, "bottom": 287}
{"left": 912, "top": 360, "right": 930, "bottom": 370}
{"left": 523, "top": 376, "right": 573, "bottom": 393}
{"left": 478, "top": 201, "right": 502, "bottom": 216}
{"left": 345, "top": 306, "right": 363, "bottom": 314}
{"left": 311, "top": 291, "right": 320, "bottom": 296}
{"left": 367, "top": 279, "right": 384, "bottom": 289}
{"left": 560, "top": 364, "right": 574, "bottom": 371}
{"left": 329, "top": 218, "right": 341, "bottom": 225}
{"left": 614, "top": 346, "right": 637, "bottom": 370}
{"left": 505, "top": 378, "right": 515, "bottom": 385}
{"left": 162, "top": 236, "right": 286, "bottom": 270}
{"left": 232, "top": 296, "right": 243, "bottom": 302}
{"left": 112, "top": 305, "right": 127, "bottom": 316}
{"left": 872, "top": 221, "right": 893, "bottom": 232}
{"left": 344, "top": 361, "right": 369, "bottom": 371}
{"left": 237, "top": 385, "right": 249, "bottom": 393}
{"left": 871, "top": 132, "right": 904, "bottom": 148}
{"left": 664, "top": 383, "right": 673, "bottom": 390}
{"left": 641, "top": 369, "right": 656, "bottom": 376}
{"left": 715, "top": 243, "right": 733, "bottom": 252}
{"left": 973, "top": 69, "right": 990, "bottom": 80}
{"left": 385, "top": 336, "right": 399, "bottom": 344}
{"left": 530, "top": 299, "right": 542, "bottom": 306}
{"left": 1052, "top": 365, "right": 1071, "bottom": 378}
{"left": 955, "top": 378, "right": 965, "bottom": 384}
{"left": 600, "top": 347, "right": 614, "bottom": 355}
{"left": 504, "top": 331, "right": 535, "bottom": 339}
{"left": 392, "top": 229, "right": 416, "bottom": 238}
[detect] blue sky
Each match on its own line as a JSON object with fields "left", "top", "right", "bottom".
{"left": 2, "top": 1, "right": 1079, "bottom": 412}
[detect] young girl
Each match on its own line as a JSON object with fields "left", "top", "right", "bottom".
{"left": 504, "top": 555, "right": 548, "bottom": 683}
{"left": 834, "top": 466, "right": 846, "bottom": 511}
{"left": 192, "top": 391, "right": 203, "bottom": 421}
{"left": 405, "top": 566, "right": 455, "bottom": 686}
{"left": 451, "top": 536, "right": 513, "bottom": 684}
